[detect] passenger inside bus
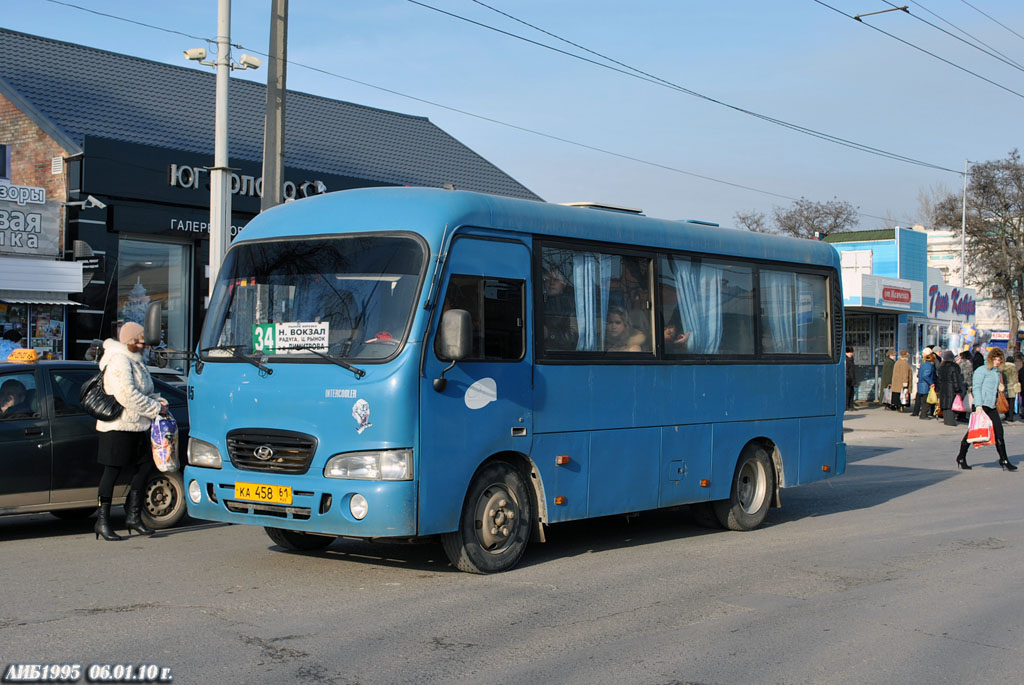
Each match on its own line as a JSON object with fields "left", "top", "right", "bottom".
{"left": 541, "top": 267, "right": 577, "bottom": 351}
{"left": 605, "top": 306, "right": 647, "bottom": 352}
{"left": 663, "top": 316, "right": 691, "bottom": 353}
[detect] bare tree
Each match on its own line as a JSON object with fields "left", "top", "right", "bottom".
{"left": 734, "top": 198, "right": 859, "bottom": 238}
{"left": 933, "top": 150, "right": 1024, "bottom": 354}
{"left": 732, "top": 209, "right": 770, "bottom": 233}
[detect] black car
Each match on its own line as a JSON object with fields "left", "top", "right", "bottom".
{"left": 0, "top": 360, "right": 189, "bottom": 529}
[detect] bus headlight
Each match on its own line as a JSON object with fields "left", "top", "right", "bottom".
{"left": 324, "top": 449, "right": 413, "bottom": 480}
{"left": 188, "top": 438, "right": 223, "bottom": 468}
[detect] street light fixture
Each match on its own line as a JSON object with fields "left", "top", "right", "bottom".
{"left": 184, "top": 0, "right": 261, "bottom": 302}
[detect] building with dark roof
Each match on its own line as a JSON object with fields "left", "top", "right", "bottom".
{"left": 0, "top": 28, "right": 539, "bottom": 361}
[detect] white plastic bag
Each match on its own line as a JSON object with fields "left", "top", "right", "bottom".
{"left": 151, "top": 414, "right": 180, "bottom": 472}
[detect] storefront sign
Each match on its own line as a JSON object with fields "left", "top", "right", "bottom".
{"left": 882, "top": 287, "right": 911, "bottom": 304}
{"left": 0, "top": 182, "right": 59, "bottom": 257}
{"left": 168, "top": 164, "right": 328, "bottom": 202}
{"left": 926, "top": 283, "right": 977, "bottom": 322}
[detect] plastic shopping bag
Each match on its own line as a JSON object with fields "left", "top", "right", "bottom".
{"left": 966, "top": 410, "right": 994, "bottom": 446}
{"left": 883, "top": 386, "right": 892, "bottom": 405}
{"left": 952, "top": 394, "right": 965, "bottom": 413}
{"left": 901, "top": 388, "right": 910, "bottom": 406}
{"left": 926, "top": 386, "right": 938, "bottom": 404}
{"left": 151, "top": 414, "right": 180, "bottom": 472}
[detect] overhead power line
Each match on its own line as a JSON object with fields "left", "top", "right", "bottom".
{"left": 409, "top": 0, "right": 960, "bottom": 174}
{"left": 958, "top": 0, "right": 1024, "bottom": 45}
{"left": 38, "top": 0, "right": 904, "bottom": 223}
{"left": 813, "top": 0, "right": 1024, "bottom": 101}
{"left": 889, "top": 0, "right": 1024, "bottom": 72}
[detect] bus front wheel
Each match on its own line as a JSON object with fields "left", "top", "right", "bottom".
{"left": 442, "top": 462, "right": 532, "bottom": 574}
{"left": 265, "top": 527, "right": 336, "bottom": 551}
{"left": 713, "top": 446, "right": 774, "bottom": 531}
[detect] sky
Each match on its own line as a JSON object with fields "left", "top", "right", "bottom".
{"left": 4, "top": 0, "right": 1024, "bottom": 228}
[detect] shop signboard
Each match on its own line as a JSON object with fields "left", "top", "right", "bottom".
{"left": 926, "top": 283, "right": 977, "bottom": 323}
{"left": 0, "top": 182, "right": 59, "bottom": 257}
{"left": 857, "top": 274, "right": 923, "bottom": 313}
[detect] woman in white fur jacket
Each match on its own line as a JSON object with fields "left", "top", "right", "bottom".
{"left": 93, "top": 321, "right": 168, "bottom": 541}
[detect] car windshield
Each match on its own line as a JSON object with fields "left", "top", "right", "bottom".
{"left": 200, "top": 235, "right": 426, "bottom": 361}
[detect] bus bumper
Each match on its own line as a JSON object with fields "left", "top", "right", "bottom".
{"left": 183, "top": 467, "right": 418, "bottom": 538}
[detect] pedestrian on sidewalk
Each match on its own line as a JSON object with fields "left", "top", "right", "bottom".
{"left": 892, "top": 350, "right": 912, "bottom": 412}
{"left": 937, "top": 350, "right": 966, "bottom": 427}
{"left": 912, "top": 348, "right": 936, "bottom": 419}
{"left": 1001, "top": 354, "right": 1018, "bottom": 423}
{"left": 958, "top": 349, "right": 975, "bottom": 413}
{"left": 845, "top": 347, "right": 857, "bottom": 411}
{"left": 955, "top": 347, "right": 1018, "bottom": 471}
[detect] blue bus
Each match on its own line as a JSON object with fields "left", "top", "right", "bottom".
{"left": 172, "top": 187, "right": 846, "bottom": 573}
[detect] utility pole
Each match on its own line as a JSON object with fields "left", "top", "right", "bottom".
{"left": 960, "top": 159, "right": 968, "bottom": 288}
{"left": 209, "top": 0, "right": 232, "bottom": 301}
{"left": 261, "top": 0, "right": 288, "bottom": 211}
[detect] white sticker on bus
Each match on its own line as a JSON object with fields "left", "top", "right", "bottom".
{"left": 465, "top": 378, "right": 497, "bottom": 410}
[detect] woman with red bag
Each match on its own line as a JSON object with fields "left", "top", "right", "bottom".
{"left": 936, "top": 350, "right": 966, "bottom": 427}
{"left": 955, "top": 348, "right": 1017, "bottom": 471}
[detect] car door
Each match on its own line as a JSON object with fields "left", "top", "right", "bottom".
{"left": 46, "top": 366, "right": 108, "bottom": 505}
{"left": 0, "top": 367, "right": 51, "bottom": 509}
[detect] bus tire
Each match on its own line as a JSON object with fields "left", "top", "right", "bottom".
{"left": 441, "top": 462, "right": 532, "bottom": 574}
{"left": 265, "top": 527, "right": 336, "bottom": 551}
{"left": 713, "top": 445, "right": 774, "bottom": 531}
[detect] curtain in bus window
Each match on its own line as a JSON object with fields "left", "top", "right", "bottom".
{"left": 572, "top": 252, "right": 614, "bottom": 351}
{"left": 797, "top": 273, "right": 829, "bottom": 354}
{"left": 760, "top": 270, "right": 797, "bottom": 354}
{"left": 667, "top": 257, "right": 723, "bottom": 354}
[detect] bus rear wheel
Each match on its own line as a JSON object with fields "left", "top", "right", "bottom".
{"left": 713, "top": 446, "right": 774, "bottom": 531}
{"left": 442, "top": 462, "right": 532, "bottom": 574}
{"left": 265, "top": 527, "right": 336, "bottom": 551}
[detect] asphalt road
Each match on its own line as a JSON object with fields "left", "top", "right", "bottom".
{"left": 2, "top": 407, "right": 1022, "bottom": 684}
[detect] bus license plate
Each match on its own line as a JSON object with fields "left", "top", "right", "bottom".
{"left": 235, "top": 482, "right": 293, "bottom": 505}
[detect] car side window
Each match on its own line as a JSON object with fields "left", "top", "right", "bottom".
{"left": 0, "top": 371, "right": 40, "bottom": 420}
{"left": 153, "top": 379, "right": 187, "bottom": 408}
{"left": 49, "top": 369, "right": 98, "bottom": 416}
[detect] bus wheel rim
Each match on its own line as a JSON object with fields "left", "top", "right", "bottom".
{"left": 738, "top": 461, "right": 766, "bottom": 514}
{"left": 473, "top": 484, "right": 519, "bottom": 553}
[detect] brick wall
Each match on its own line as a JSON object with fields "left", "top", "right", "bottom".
{"left": 0, "top": 91, "right": 71, "bottom": 249}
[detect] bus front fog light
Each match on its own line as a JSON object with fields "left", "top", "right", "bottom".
{"left": 350, "top": 494, "right": 368, "bottom": 520}
{"left": 188, "top": 480, "right": 202, "bottom": 504}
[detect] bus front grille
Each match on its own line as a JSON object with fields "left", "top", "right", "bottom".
{"left": 226, "top": 429, "right": 317, "bottom": 474}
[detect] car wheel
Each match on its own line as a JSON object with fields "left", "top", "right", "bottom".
{"left": 141, "top": 470, "right": 187, "bottom": 530}
{"left": 712, "top": 445, "right": 775, "bottom": 531}
{"left": 51, "top": 507, "right": 95, "bottom": 521}
{"left": 265, "top": 527, "right": 336, "bottom": 551}
{"left": 441, "top": 462, "right": 532, "bottom": 574}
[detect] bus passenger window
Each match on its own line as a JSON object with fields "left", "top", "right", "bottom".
{"left": 659, "top": 256, "right": 753, "bottom": 356}
{"left": 435, "top": 276, "right": 524, "bottom": 361}
{"left": 539, "top": 246, "right": 652, "bottom": 356}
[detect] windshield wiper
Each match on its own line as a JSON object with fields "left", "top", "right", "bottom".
{"left": 199, "top": 344, "right": 274, "bottom": 375}
{"left": 278, "top": 345, "right": 366, "bottom": 379}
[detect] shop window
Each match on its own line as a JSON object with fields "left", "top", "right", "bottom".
{"left": 118, "top": 239, "right": 191, "bottom": 372}
{"left": 0, "top": 144, "right": 10, "bottom": 181}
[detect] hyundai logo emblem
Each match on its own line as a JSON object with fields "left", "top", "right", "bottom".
{"left": 253, "top": 445, "right": 274, "bottom": 461}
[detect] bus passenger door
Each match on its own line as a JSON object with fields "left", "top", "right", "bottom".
{"left": 419, "top": 237, "right": 533, "bottom": 536}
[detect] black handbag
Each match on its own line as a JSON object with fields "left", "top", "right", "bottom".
{"left": 79, "top": 369, "right": 123, "bottom": 421}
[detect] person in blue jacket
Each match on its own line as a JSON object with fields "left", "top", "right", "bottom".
{"left": 955, "top": 347, "right": 1018, "bottom": 470}
{"left": 911, "top": 348, "right": 936, "bottom": 419}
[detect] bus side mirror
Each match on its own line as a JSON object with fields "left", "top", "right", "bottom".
{"left": 433, "top": 309, "right": 471, "bottom": 392}
{"left": 144, "top": 302, "right": 163, "bottom": 346}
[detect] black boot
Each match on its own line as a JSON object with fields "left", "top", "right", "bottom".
{"left": 124, "top": 489, "right": 155, "bottom": 536}
{"left": 956, "top": 456, "right": 972, "bottom": 470}
{"left": 94, "top": 498, "right": 122, "bottom": 541}
{"left": 999, "top": 458, "right": 1018, "bottom": 471}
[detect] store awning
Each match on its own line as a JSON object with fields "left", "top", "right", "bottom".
{"left": 1, "top": 297, "right": 83, "bottom": 306}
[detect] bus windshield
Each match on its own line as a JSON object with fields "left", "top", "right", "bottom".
{"left": 200, "top": 235, "right": 426, "bottom": 361}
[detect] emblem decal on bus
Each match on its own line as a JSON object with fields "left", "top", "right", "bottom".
{"left": 352, "top": 398, "right": 372, "bottom": 434}
{"left": 464, "top": 378, "right": 497, "bottom": 410}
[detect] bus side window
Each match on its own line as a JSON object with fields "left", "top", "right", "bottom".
{"left": 435, "top": 275, "right": 524, "bottom": 361}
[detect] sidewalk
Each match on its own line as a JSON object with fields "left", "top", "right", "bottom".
{"left": 844, "top": 402, "right": 1024, "bottom": 437}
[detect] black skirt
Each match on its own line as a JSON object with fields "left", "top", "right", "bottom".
{"left": 97, "top": 430, "right": 149, "bottom": 467}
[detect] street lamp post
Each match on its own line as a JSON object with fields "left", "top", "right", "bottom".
{"left": 184, "top": 0, "right": 262, "bottom": 302}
